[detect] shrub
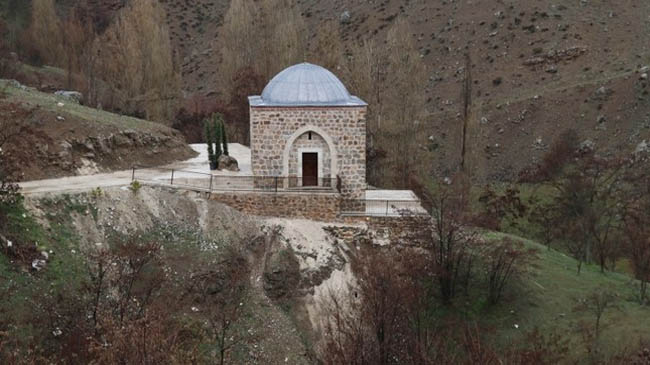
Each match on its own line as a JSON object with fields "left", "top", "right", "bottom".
{"left": 128, "top": 180, "right": 142, "bottom": 194}
{"left": 90, "top": 187, "right": 103, "bottom": 199}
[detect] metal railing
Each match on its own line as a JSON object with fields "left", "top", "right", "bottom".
{"left": 340, "top": 199, "right": 428, "bottom": 217}
{"left": 131, "top": 167, "right": 339, "bottom": 194}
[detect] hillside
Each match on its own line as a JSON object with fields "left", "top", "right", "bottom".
{"left": 0, "top": 79, "right": 195, "bottom": 181}
{"left": 6, "top": 0, "right": 647, "bottom": 182}
{"left": 162, "top": 0, "right": 650, "bottom": 181}
{"left": 483, "top": 232, "right": 650, "bottom": 359}
{"left": 0, "top": 186, "right": 647, "bottom": 362}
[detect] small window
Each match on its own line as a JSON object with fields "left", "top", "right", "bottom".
{"left": 308, "top": 131, "right": 312, "bottom": 140}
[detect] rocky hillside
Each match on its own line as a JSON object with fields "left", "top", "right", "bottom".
{"left": 163, "top": 0, "right": 650, "bottom": 181}
{"left": 20, "top": 186, "right": 369, "bottom": 362}
{"left": 1, "top": 79, "right": 195, "bottom": 181}
{"left": 36, "top": 0, "right": 650, "bottom": 181}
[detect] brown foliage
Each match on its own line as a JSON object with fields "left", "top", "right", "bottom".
{"left": 426, "top": 177, "right": 477, "bottom": 304}
{"left": 623, "top": 192, "right": 650, "bottom": 304}
{"left": 341, "top": 18, "right": 428, "bottom": 189}
{"left": 217, "top": 0, "right": 306, "bottom": 95}
{"left": 23, "top": 0, "right": 64, "bottom": 66}
{"left": 519, "top": 129, "right": 579, "bottom": 183}
{"left": 475, "top": 185, "right": 527, "bottom": 231}
{"left": 483, "top": 237, "right": 537, "bottom": 305}
{"left": 320, "top": 248, "right": 451, "bottom": 365}
{"left": 99, "top": 0, "right": 180, "bottom": 124}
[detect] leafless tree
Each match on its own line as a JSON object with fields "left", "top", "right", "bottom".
{"left": 484, "top": 237, "right": 537, "bottom": 305}
{"left": 217, "top": 0, "right": 306, "bottom": 97}
{"left": 25, "top": 0, "right": 63, "bottom": 66}
{"left": 342, "top": 18, "right": 428, "bottom": 189}
{"left": 100, "top": 0, "right": 180, "bottom": 124}
{"left": 309, "top": 20, "right": 343, "bottom": 71}
{"left": 460, "top": 53, "right": 472, "bottom": 174}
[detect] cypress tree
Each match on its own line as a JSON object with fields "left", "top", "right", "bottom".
{"left": 204, "top": 118, "right": 215, "bottom": 165}
{"left": 213, "top": 114, "right": 222, "bottom": 162}
{"left": 221, "top": 120, "right": 229, "bottom": 156}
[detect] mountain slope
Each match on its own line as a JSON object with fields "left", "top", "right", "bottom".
{"left": 1, "top": 79, "right": 195, "bottom": 181}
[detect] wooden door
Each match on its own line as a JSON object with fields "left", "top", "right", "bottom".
{"left": 302, "top": 153, "right": 318, "bottom": 186}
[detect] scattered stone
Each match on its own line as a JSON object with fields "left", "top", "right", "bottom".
{"left": 32, "top": 259, "right": 47, "bottom": 271}
{"left": 54, "top": 90, "right": 83, "bottom": 104}
{"left": 579, "top": 139, "right": 595, "bottom": 152}
{"left": 340, "top": 10, "right": 351, "bottom": 24}
{"left": 635, "top": 140, "right": 649, "bottom": 155}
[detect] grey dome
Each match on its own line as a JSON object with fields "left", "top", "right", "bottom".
{"left": 249, "top": 63, "right": 366, "bottom": 107}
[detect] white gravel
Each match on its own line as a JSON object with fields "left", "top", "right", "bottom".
{"left": 20, "top": 143, "right": 252, "bottom": 195}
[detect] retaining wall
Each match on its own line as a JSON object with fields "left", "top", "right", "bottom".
{"left": 210, "top": 191, "right": 341, "bottom": 221}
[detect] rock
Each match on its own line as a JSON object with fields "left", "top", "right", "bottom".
{"left": 54, "top": 90, "right": 83, "bottom": 104}
{"left": 218, "top": 154, "right": 239, "bottom": 171}
{"left": 579, "top": 139, "right": 595, "bottom": 152}
{"left": 340, "top": 10, "right": 351, "bottom": 24}
{"left": 635, "top": 140, "right": 649, "bottom": 155}
{"left": 56, "top": 116, "right": 65, "bottom": 121}
{"left": 7, "top": 79, "right": 27, "bottom": 90}
{"left": 641, "top": 73, "right": 648, "bottom": 80}
{"left": 32, "top": 259, "right": 47, "bottom": 271}
{"left": 263, "top": 248, "right": 300, "bottom": 299}
{"left": 597, "top": 115, "right": 606, "bottom": 123}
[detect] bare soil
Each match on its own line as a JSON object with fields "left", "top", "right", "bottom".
{"left": 1, "top": 80, "right": 196, "bottom": 181}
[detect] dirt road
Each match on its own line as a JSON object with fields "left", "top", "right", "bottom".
{"left": 19, "top": 143, "right": 252, "bottom": 195}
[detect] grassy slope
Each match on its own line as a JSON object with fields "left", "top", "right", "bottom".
{"left": 483, "top": 231, "right": 650, "bottom": 359}
{"left": 0, "top": 79, "right": 168, "bottom": 133}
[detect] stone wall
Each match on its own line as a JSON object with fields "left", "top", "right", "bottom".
{"left": 210, "top": 191, "right": 341, "bottom": 221}
{"left": 338, "top": 215, "right": 432, "bottom": 245}
{"left": 249, "top": 106, "right": 367, "bottom": 199}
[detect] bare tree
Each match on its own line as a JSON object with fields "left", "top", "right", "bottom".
{"left": 100, "top": 0, "right": 180, "bottom": 124}
{"left": 573, "top": 288, "right": 619, "bottom": 357}
{"left": 484, "top": 237, "right": 537, "bottom": 305}
{"left": 217, "top": 0, "right": 306, "bottom": 96}
{"left": 342, "top": 18, "right": 428, "bottom": 189}
{"left": 460, "top": 53, "right": 472, "bottom": 173}
{"left": 309, "top": 20, "right": 343, "bottom": 71}
{"left": 25, "top": 0, "right": 63, "bottom": 66}
{"left": 422, "top": 177, "right": 478, "bottom": 304}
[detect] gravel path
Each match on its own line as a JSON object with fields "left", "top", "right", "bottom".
{"left": 19, "top": 143, "right": 252, "bottom": 195}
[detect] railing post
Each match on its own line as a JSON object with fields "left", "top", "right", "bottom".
{"left": 275, "top": 176, "right": 278, "bottom": 193}
{"left": 170, "top": 169, "right": 174, "bottom": 185}
{"left": 209, "top": 174, "right": 213, "bottom": 192}
{"left": 386, "top": 200, "right": 389, "bottom": 216}
{"left": 131, "top": 167, "right": 135, "bottom": 181}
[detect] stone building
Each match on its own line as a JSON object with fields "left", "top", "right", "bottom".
{"left": 249, "top": 63, "right": 367, "bottom": 199}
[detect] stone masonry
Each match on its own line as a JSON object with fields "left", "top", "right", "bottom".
{"left": 210, "top": 191, "right": 341, "bottom": 221}
{"left": 250, "top": 106, "right": 367, "bottom": 200}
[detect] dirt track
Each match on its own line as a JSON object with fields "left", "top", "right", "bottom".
{"left": 19, "top": 143, "right": 251, "bottom": 195}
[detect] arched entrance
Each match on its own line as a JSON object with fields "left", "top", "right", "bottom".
{"left": 282, "top": 126, "right": 338, "bottom": 188}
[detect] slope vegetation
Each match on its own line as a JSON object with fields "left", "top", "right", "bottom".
{"left": 1, "top": 79, "right": 195, "bottom": 181}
